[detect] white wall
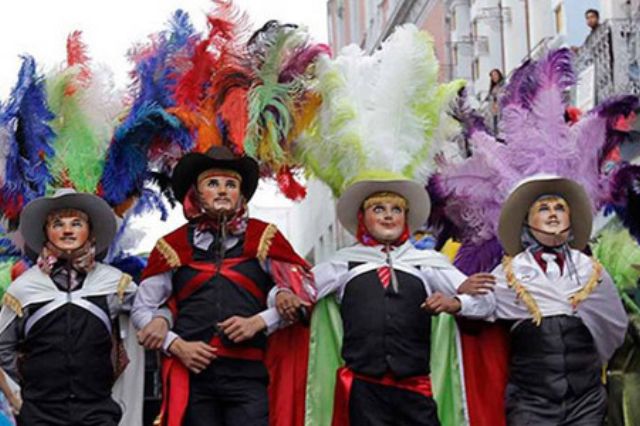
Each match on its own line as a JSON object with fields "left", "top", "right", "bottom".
{"left": 502, "top": 0, "right": 528, "bottom": 72}
{"left": 470, "top": 0, "right": 504, "bottom": 98}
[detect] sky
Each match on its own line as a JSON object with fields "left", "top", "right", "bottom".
{"left": 0, "top": 0, "right": 328, "bottom": 99}
{"left": 0, "top": 0, "right": 328, "bottom": 251}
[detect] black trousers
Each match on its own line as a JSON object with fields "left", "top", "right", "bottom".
{"left": 349, "top": 378, "right": 440, "bottom": 426}
{"left": 18, "top": 397, "right": 121, "bottom": 426}
{"left": 505, "top": 383, "right": 607, "bottom": 426}
{"left": 183, "top": 368, "right": 268, "bottom": 426}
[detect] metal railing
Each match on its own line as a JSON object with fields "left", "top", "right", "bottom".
{"left": 576, "top": 19, "right": 640, "bottom": 103}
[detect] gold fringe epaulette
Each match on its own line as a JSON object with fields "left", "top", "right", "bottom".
{"left": 117, "top": 274, "right": 133, "bottom": 303}
{"left": 503, "top": 256, "right": 543, "bottom": 326}
{"left": 568, "top": 259, "right": 603, "bottom": 308}
{"left": 257, "top": 224, "right": 278, "bottom": 262}
{"left": 2, "top": 293, "right": 23, "bottom": 318}
{"left": 157, "top": 238, "right": 181, "bottom": 268}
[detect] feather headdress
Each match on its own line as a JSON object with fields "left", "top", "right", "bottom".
{"left": 433, "top": 48, "right": 639, "bottom": 273}
{"left": 0, "top": 56, "right": 56, "bottom": 223}
{"left": 98, "top": 10, "right": 195, "bottom": 215}
{"left": 297, "top": 24, "right": 464, "bottom": 197}
{"left": 170, "top": 1, "right": 252, "bottom": 154}
{"left": 46, "top": 31, "right": 123, "bottom": 193}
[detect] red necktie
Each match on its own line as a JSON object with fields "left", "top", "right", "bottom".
{"left": 377, "top": 266, "right": 391, "bottom": 288}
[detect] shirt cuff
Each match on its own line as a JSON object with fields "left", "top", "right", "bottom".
{"left": 259, "top": 308, "right": 282, "bottom": 335}
{"left": 266, "top": 286, "right": 293, "bottom": 308}
{"left": 455, "top": 294, "right": 473, "bottom": 317}
{"left": 162, "top": 331, "right": 179, "bottom": 353}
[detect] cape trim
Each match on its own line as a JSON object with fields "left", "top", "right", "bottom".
{"left": 2, "top": 293, "right": 23, "bottom": 317}
{"left": 157, "top": 238, "right": 181, "bottom": 268}
{"left": 117, "top": 274, "right": 133, "bottom": 303}
{"left": 257, "top": 223, "right": 278, "bottom": 262}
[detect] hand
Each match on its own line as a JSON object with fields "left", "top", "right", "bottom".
{"left": 168, "top": 338, "right": 217, "bottom": 374}
{"left": 8, "top": 391, "right": 21, "bottom": 416}
{"left": 457, "top": 273, "right": 496, "bottom": 295}
{"left": 275, "top": 291, "right": 311, "bottom": 323}
{"left": 421, "top": 292, "right": 462, "bottom": 314}
{"left": 219, "top": 315, "right": 266, "bottom": 343}
{"left": 137, "top": 317, "right": 169, "bottom": 350}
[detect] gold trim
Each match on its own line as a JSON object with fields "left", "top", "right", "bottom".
{"left": 568, "top": 259, "right": 603, "bottom": 307}
{"left": 157, "top": 238, "right": 181, "bottom": 268}
{"left": 257, "top": 224, "right": 278, "bottom": 262}
{"left": 503, "top": 256, "right": 543, "bottom": 326}
{"left": 503, "top": 255, "right": 604, "bottom": 327}
{"left": 117, "top": 274, "right": 133, "bottom": 303}
{"left": 2, "top": 293, "right": 23, "bottom": 318}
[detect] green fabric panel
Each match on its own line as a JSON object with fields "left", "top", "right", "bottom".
{"left": 430, "top": 314, "right": 465, "bottom": 426}
{"left": 305, "top": 297, "right": 344, "bottom": 426}
{"left": 0, "top": 261, "right": 16, "bottom": 299}
{"left": 607, "top": 314, "right": 640, "bottom": 426}
{"left": 304, "top": 298, "right": 465, "bottom": 425}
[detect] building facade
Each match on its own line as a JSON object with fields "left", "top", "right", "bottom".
{"left": 327, "top": 0, "right": 450, "bottom": 80}
{"left": 444, "top": 0, "right": 605, "bottom": 100}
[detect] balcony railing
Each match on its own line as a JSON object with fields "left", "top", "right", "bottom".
{"left": 576, "top": 19, "right": 640, "bottom": 103}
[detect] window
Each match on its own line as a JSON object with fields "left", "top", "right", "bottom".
{"left": 451, "top": 9, "right": 457, "bottom": 31}
{"left": 554, "top": 5, "right": 564, "bottom": 34}
{"left": 453, "top": 45, "right": 458, "bottom": 67}
{"left": 472, "top": 19, "right": 478, "bottom": 39}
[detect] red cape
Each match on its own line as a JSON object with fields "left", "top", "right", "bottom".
{"left": 459, "top": 320, "right": 510, "bottom": 426}
{"left": 143, "top": 219, "right": 311, "bottom": 426}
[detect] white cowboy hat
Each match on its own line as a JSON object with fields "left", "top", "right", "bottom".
{"left": 337, "top": 174, "right": 431, "bottom": 237}
{"left": 498, "top": 175, "right": 592, "bottom": 256}
{"left": 19, "top": 188, "right": 117, "bottom": 255}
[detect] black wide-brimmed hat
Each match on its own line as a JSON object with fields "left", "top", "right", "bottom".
{"left": 171, "top": 146, "right": 260, "bottom": 203}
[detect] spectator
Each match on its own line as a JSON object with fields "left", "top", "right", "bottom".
{"left": 586, "top": 9, "right": 600, "bottom": 31}
{"left": 487, "top": 68, "right": 505, "bottom": 133}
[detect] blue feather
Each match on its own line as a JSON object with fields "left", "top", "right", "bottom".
{"left": 99, "top": 12, "right": 196, "bottom": 213}
{"left": 100, "top": 104, "right": 191, "bottom": 206}
{"left": 109, "top": 255, "right": 148, "bottom": 282}
{"left": 0, "top": 56, "right": 55, "bottom": 221}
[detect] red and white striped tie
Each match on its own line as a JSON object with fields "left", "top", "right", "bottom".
{"left": 377, "top": 266, "right": 391, "bottom": 288}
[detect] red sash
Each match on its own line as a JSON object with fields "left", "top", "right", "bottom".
{"left": 156, "top": 334, "right": 265, "bottom": 426}
{"left": 331, "top": 367, "right": 433, "bottom": 426}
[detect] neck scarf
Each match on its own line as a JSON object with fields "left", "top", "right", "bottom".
{"left": 37, "top": 239, "right": 96, "bottom": 276}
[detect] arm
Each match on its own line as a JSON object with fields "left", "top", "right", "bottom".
{"left": 423, "top": 266, "right": 496, "bottom": 318}
{"left": 131, "top": 272, "right": 178, "bottom": 351}
{"left": 312, "top": 260, "right": 349, "bottom": 301}
{"left": 264, "top": 259, "right": 315, "bottom": 325}
{"left": 0, "top": 317, "right": 19, "bottom": 381}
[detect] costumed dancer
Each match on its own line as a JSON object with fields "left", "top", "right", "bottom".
{"left": 131, "top": 146, "right": 316, "bottom": 426}
{"left": 288, "top": 24, "right": 495, "bottom": 426}
{"left": 312, "top": 177, "right": 495, "bottom": 426}
{"left": 432, "top": 48, "right": 638, "bottom": 425}
{"left": 0, "top": 189, "right": 138, "bottom": 425}
{"left": 0, "top": 33, "right": 153, "bottom": 426}
{"left": 493, "top": 176, "right": 627, "bottom": 424}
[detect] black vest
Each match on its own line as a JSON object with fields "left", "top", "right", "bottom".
{"left": 18, "top": 295, "right": 114, "bottom": 401}
{"left": 172, "top": 233, "right": 275, "bottom": 377}
{"left": 340, "top": 264, "right": 432, "bottom": 379}
{"left": 509, "top": 315, "right": 602, "bottom": 400}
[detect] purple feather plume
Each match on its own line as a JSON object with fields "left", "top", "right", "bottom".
{"left": 279, "top": 42, "right": 331, "bottom": 83}
{"left": 454, "top": 238, "right": 504, "bottom": 275}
